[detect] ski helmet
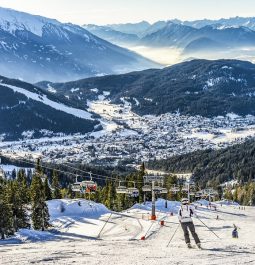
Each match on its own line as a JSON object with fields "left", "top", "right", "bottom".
{"left": 181, "top": 198, "right": 189, "bottom": 204}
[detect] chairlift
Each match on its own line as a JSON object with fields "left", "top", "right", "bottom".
{"left": 195, "top": 192, "right": 202, "bottom": 198}
{"left": 182, "top": 185, "right": 189, "bottom": 192}
{"left": 153, "top": 181, "right": 162, "bottom": 192}
{"left": 116, "top": 181, "right": 128, "bottom": 194}
{"left": 142, "top": 184, "right": 151, "bottom": 192}
{"left": 71, "top": 182, "right": 82, "bottom": 192}
{"left": 160, "top": 188, "right": 168, "bottom": 194}
{"left": 71, "top": 175, "right": 82, "bottom": 192}
{"left": 170, "top": 185, "right": 180, "bottom": 194}
{"left": 81, "top": 173, "right": 97, "bottom": 193}
{"left": 127, "top": 181, "right": 139, "bottom": 197}
{"left": 142, "top": 176, "right": 151, "bottom": 192}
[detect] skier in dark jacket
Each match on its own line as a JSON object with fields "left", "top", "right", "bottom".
{"left": 178, "top": 198, "right": 201, "bottom": 248}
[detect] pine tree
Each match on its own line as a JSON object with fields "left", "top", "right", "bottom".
{"left": 30, "top": 173, "right": 50, "bottom": 231}
{"left": 52, "top": 171, "right": 62, "bottom": 199}
{"left": 0, "top": 196, "right": 14, "bottom": 239}
{"left": 0, "top": 179, "right": 14, "bottom": 239}
{"left": 44, "top": 177, "right": 52, "bottom": 201}
{"left": 5, "top": 181, "right": 29, "bottom": 231}
{"left": 17, "top": 169, "right": 30, "bottom": 204}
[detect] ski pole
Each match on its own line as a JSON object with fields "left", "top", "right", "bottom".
{"left": 143, "top": 220, "right": 155, "bottom": 239}
{"left": 166, "top": 223, "right": 180, "bottom": 247}
{"left": 97, "top": 212, "right": 113, "bottom": 239}
{"left": 196, "top": 216, "right": 220, "bottom": 239}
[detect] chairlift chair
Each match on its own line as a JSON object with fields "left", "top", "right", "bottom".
{"left": 182, "top": 186, "right": 189, "bottom": 192}
{"left": 170, "top": 185, "right": 180, "bottom": 194}
{"left": 116, "top": 181, "right": 128, "bottom": 194}
{"left": 160, "top": 188, "right": 168, "bottom": 194}
{"left": 71, "top": 182, "right": 82, "bottom": 192}
{"left": 142, "top": 184, "right": 151, "bottom": 192}
{"left": 81, "top": 173, "right": 97, "bottom": 193}
{"left": 195, "top": 192, "right": 202, "bottom": 198}
{"left": 127, "top": 181, "right": 139, "bottom": 197}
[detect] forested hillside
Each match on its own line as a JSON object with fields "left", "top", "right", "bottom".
{"left": 38, "top": 59, "right": 255, "bottom": 117}
{"left": 148, "top": 139, "right": 255, "bottom": 187}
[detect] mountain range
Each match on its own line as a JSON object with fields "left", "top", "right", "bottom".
{"left": 0, "top": 7, "right": 158, "bottom": 83}
{"left": 85, "top": 17, "right": 255, "bottom": 58}
{"left": 2, "top": 58, "right": 255, "bottom": 140}
{"left": 0, "top": 76, "right": 100, "bottom": 140}
{"left": 37, "top": 59, "right": 255, "bottom": 117}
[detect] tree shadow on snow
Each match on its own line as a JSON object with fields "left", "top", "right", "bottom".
{"left": 202, "top": 247, "right": 255, "bottom": 255}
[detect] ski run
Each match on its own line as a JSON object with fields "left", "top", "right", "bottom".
{"left": 1, "top": 198, "right": 255, "bottom": 265}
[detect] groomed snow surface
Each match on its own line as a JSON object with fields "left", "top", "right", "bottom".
{"left": 1, "top": 198, "right": 255, "bottom": 265}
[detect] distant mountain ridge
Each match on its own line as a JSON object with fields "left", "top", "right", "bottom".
{"left": 0, "top": 76, "right": 99, "bottom": 140}
{"left": 0, "top": 7, "right": 158, "bottom": 83}
{"left": 85, "top": 17, "right": 255, "bottom": 57}
{"left": 37, "top": 59, "right": 255, "bottom": 118}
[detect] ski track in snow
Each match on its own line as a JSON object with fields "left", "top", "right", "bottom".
{"left": 4, "top": 84, "right": 93, "bottom": 120}
{"left": 1, "top": 199, "right": 255, "bottom": 265}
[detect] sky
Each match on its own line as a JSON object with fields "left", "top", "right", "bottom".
{"left": 0, "top": 0, "right": 254, "bottom": 25}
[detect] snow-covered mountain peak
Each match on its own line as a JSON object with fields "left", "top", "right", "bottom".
{"left": 0, "top": 7, "right": 60, "bottom": 37}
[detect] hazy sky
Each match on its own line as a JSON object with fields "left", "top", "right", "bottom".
{"left": 0, "top": 0, "right": 254, "bottom": 25}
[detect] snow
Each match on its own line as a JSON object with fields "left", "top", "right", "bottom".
{"left": 48, "top": 199, "right": 109, "bottom": 219}
{"left": 0, "top": 7, "right": 59, "bottom": 37}
{"left": 4, "top": 83, "right": 94, "bottom": 120}
{"left": 0, "top": 164, "right": 34, "bottom": 175}
{"left": 1, "top": 199, "right": 255, "bottom": 264}
{"left": 226, "top": 113, "right": 240, "bottom": 119}
{"left": 90, "top": 88, "right": 99, "bottom": 93}
{"left": 47, "top": 84, "right": 57, "bottom": 94}
{"left": 133, "top": 97, "right": 140, "bottom": 106}
{"left": 87, "top": 98, "right": 139, "bottom": 137}
{"left": 70, "top": 88, "right": 80, "bottom": 93}
{"left": 184, "top": 125, "right": 255, "bottom": 145}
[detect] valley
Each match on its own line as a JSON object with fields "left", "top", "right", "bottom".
{"left": 1, "top": 95, "right": 255, "bottom": 167}
{"left": 1, "top": 3, "right": 255, "bottom": 265}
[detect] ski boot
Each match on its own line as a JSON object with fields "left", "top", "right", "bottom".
{"left": 187, "top": 243, "right": 192, "bottom": 249}
{"left": 196, "top": 243, "right": 202, "bottom": 249}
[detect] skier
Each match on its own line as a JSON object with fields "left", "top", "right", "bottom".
{"left": 178, "top": 198, "right": 201, "bottom": 249}
{"left": 232, "top": 224, "right": 238, "bottom": 238}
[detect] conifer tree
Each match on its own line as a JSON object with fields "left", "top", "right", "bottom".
{"left": 5, "top": 180, "right": 29, "bottom": 231}
{"left": 30, "top": 172, "right": 50, "bottom": 231}
{"left": 17, "top": 169, "right": 30, "bottom": 204}
{"left": 44, "top": 177, "right": 52, "bottom": 201}
{"left": 0, "top": 179, "right": 14, "bottom": 239}
{"left": 52, "top": 171, "right": 62, "bottom": 199}
{"left": 0, "top": 196, "right": 14, "bottom": 239}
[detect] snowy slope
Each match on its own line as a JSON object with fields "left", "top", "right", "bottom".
{"left": 4, "top": 83, "right": 93, "bottom": 120}
{"left": 0, "top": 77, "right": 99, "bottom": 140}
{"left": 1, "top": 199, "right": 255, "bottom": 264}
{"left": 0, "top": 7, "right": 158, "bottom": 82}
{"left": 0, "top": 7, "right": 59, "bottom": 36}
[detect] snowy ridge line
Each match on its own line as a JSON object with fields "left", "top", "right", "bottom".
{"left": 0, "top": 7, "right": 60, "bottom": 37}
{"left": 3, "top": 83, "right": 94, "bottom": 120}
